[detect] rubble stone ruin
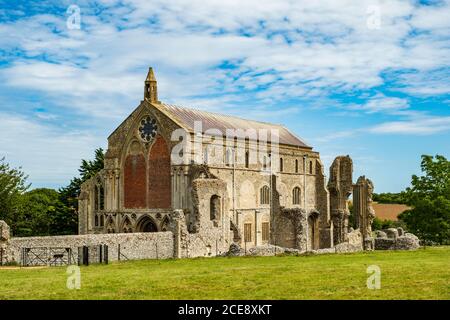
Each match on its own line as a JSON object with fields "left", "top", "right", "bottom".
{"left": 328, "top": 156, "right": 353, "bottom": 246}
{"left": 353, "top": 176, "right": 376, "bottom": 250}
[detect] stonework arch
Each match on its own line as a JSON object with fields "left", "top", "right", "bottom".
{"left": 160, "top": 216, "right": 170, "bottom": 231}
{"left": 136, "top": 215, "right": 159, "bottom": 232}
{"left": 121, "top": 216, "right": 133, "bottom": 233}
{"left": 292, "top": 186, "right": 302, "bottom": 205}
{"left": 106, "top": 216, "right": 115, "bottom": 233}
{"left": 148, "top": 135, "right": 171, "bottom": 208}
{"left": 259, "top": 184, "right": 270, "bottom": 205}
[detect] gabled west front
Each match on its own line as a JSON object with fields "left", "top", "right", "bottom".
{"left": 76, "top": 67, "right": 376, "bottom": 258}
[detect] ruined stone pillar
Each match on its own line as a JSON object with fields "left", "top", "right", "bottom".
{"left": 353, "top": 176, "right": 375, "bottom": 250}
{"left": 0, "top": 220, "right": 11, "bottom": 265}
{"left": 78, "top": 191, "right": 89, "bottom": 235}
{"left": 168, "top": 209, "right": 186, "bottom": 258}
{"left": 315, "top": 159, "right": 332, "bottom": 248}
{"left": 328, "top": 156, "right": 353, "bottom": 245}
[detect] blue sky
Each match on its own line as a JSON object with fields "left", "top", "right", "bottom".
{"left": 0, "top": 0, "right": 449, "bottom": 192}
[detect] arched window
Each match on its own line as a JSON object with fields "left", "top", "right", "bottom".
{"left": 260, "top": 186, "right": 270, "bottom": 205}
{"left": 210, "top": 195, "right": 221, "bottom": 222}
{"left": 99, "top": 185, "right": 105, "bottom": 210}
{"left": 100, "top": 214, "right": 104, "bottom": 226}
{"left": 94, "top": 187, "right": 99, "bottom": 211}
{"left": 245, "top": 151, "right": 249, "bottom": 168}
{"left": 136, "top": 216, "right": 158, "bottom": 232}
{"left": 94, "top": 183, "right": 105, "bottom": 211}
{"left": 280, "top": 158, "right": 283, "bottom": 172}
{"left": 293, "top": 187, "right": 301, "bottom": 205}
{"left": 309, "top": 161, "right": 313, "bottom": 174}
{"left": 295, "top": 159, "right": 299, "bottom": 173}
{"left": 95, "top": 215, "right": 99, "bottom": 227}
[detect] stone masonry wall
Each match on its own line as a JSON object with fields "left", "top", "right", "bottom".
{"left": 0, "top": 220, "right": 11, "bottom": 264}
{"left": 8, "top": 232, "right": 174, "bottom": 265}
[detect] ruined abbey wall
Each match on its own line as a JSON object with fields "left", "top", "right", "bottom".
{"left": 6, "top": 232, "right": 174, "bottom": 265}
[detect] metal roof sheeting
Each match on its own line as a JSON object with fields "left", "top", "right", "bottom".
{"left": 158, "top": 103, "right": 311, "bottom": 148}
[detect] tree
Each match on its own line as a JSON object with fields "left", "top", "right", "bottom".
{"left": 373, "top": 192, "right": 408, "bottom": 204}
{"left": 371, "top": 217, "right": 405, "bottom": 231}
{"left": 1, "top": 149, "right": 104, "bottom": 237}
{"left": 405, "top": 155, "right": 450, "bottom": 202}
{"left": 59, "top": 148, "right": 104, "bottom": 229}
{"left": 399, "top": 155, "right": 450, "bottom": 245}
{"left": 0, "top": 158, "right": 30, "bottom": 234}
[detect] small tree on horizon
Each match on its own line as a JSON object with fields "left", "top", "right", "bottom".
{"left": 0, "top": 158, "right": 30, "bottom": 235}
{"left": 399, "top": 155, "right": 450, "bottom": 245}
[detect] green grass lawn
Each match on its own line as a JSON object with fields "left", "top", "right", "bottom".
{"left": 0, "top": 246, "right": 449, "bottom": 300}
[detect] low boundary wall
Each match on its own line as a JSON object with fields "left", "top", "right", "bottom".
{"left": 8, "top": 232, "right": 174, "bottom": 264}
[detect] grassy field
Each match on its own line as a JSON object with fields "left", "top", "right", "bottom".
{"left": 0, "top": 246, "right": 449, "bottom": 300}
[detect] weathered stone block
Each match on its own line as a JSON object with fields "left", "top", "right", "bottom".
{"left": 374, "top": 233, "right": 420, "bottom": 250}
{"left": 396, "top": 235, "right": 420, "bottom": 250}
{"left": 384, "top": 228, "right": 399, "bottom": 240}
{"left": 375, "top": 230, "right": 387, "bottom": 238}
{"left": 0, "top": 220, "right": 10, "bottom": 241}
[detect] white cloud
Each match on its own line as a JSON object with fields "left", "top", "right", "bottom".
{"left": 0, "top": 113, "right": 104, "bottom": 187}
{"left": 368, "top": 116, "right": 450, "bottom": 135}
{"left": 0, "top": 0, "right": 449, "bottom": 119}
{"left": 347, "top": 94, "right": 410, "bottom": 114}
{"left": 316, "top": 114, "right": 450, "bottom": 143}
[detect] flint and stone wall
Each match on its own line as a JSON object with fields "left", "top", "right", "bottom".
{"left": 7, "top": 232, "right": 174, "bottom": 264}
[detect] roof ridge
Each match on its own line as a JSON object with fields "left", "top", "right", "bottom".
{"left": 161, "top": 102, "right": 284, "bottom": 128}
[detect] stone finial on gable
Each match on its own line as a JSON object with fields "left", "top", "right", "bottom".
{"left": 144, "top": 67, "right": 160, "bottom": 103}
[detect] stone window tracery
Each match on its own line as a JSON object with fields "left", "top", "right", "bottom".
{"left": 94, "top": 182, "right": 105, "bottom": 211}
{"left": 122, "top": 217, "right": 133, "bottom": 233}
{"left": 260, "top": 185, "right": 270, "bottom": 205}
{"left": 138, "top": 116, "right": 158, "bottom": 143}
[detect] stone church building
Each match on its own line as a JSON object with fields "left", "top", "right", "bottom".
{"left": 77, "top": 68, "right": 376, "bottom": 257}
{"left": 0, "top": 68, "right": 420, "bottom": 266}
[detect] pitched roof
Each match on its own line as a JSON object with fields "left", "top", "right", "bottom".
{"left": 372, "top": 203, "right": 411, "bottom": 221}
{"left": 157, "top": 103, "right": 311, "bottom": 148}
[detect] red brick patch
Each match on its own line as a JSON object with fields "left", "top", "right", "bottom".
{"left": 148, "top": 135, "right": 171, "bottom": 208}
{"left": 124, "top": 154, "right": 147, "bottom": 208}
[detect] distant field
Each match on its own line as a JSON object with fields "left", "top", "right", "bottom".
{"left": 0, "top": 246, "right": 449, "bottom": 300}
